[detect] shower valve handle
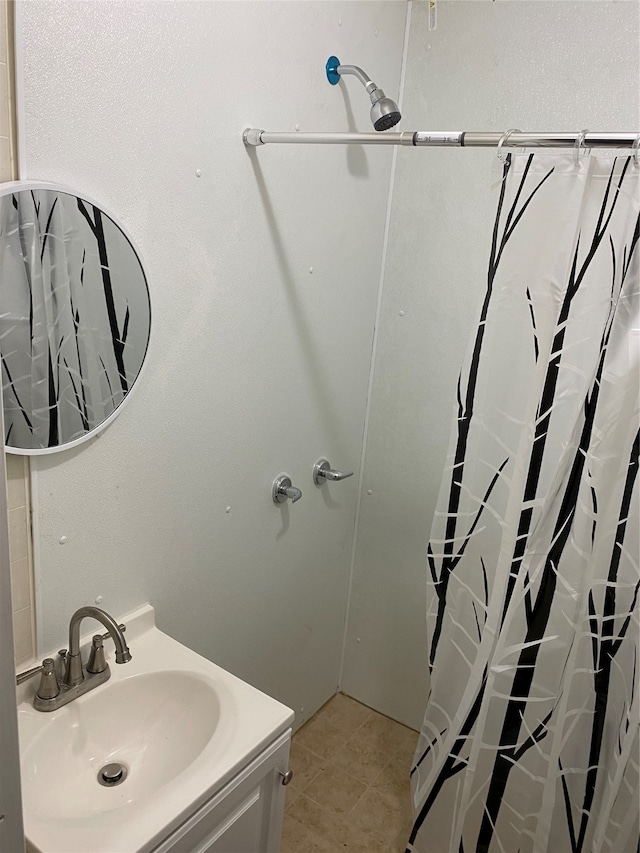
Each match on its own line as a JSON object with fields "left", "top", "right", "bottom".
{"left": 313, "top": 459, "right": 353, "bottom": 485}
{"left": 272, "top": 474, "right": 303, "bottom": 504}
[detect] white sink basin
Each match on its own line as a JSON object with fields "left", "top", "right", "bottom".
{"left": 17, "top": 604, "right": 294, "bottom": 853}
{"left": 23, "top": 671, "right": 221, "bottom": 819}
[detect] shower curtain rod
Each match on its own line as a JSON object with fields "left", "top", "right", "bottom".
{"left": 243, "top": 129, "right": 638, "bottom": 149}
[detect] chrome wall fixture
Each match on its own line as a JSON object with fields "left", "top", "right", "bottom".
{"left": 272, "top": 474, "right": 303, "bottom": 504}
{"left": 312, "top": 458, "right": 353, "bottom": 485}
{"left": 271, "top": 460, "right": 354, "bottom": 503}
{"left": 325, "top": 56, "right": 401, "bottom": 132}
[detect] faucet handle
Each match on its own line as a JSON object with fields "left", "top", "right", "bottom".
{"left": 16, "top": 657, "right": 61, "bottom": 699}
{"left": 16, "top": 662, "right": 46, "bottom": 686}
{"left": 87, "top": 635, "right": 108, "bottom": 674}
{"left": 36, "top": 658, "right": 60, "bottom": 700}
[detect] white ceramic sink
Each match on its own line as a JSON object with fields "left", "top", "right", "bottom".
{"left": 16, "top": 604, "right": 294, "bottom": 853}
{"left": 23, "top": 671, "right": 221, "bottom": 819}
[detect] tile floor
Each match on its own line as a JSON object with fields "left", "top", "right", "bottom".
{"left": 281, "top": 693, "right": 417, "bottom": 852}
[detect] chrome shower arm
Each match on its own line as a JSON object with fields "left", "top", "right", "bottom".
{"left": 336, "top": 65, "right": 377, "bottom": 96}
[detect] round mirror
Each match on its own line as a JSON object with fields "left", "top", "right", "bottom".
{"left": 0, "top": 182, "right": 151, "bottom": 454}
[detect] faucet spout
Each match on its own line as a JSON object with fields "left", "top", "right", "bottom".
{"left": 65, "top": 606, "right": 131, "bottom": 686}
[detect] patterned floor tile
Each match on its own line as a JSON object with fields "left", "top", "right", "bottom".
{"left": 281, "top": 693, "right": 417, "bottom": 852}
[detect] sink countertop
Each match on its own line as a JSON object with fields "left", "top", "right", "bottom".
{"left": 17, "top": 603, "right": 295, "bottom": 853}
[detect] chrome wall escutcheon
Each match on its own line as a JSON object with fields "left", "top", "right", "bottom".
{"left": 312, "top": 458, "right": 354, "bottom": 485}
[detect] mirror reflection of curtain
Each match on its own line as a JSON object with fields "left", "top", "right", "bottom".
{"left": 409, "top": 155, "right": 639, "bottom": 853}
{"left": 0, "top": 191, "right": 149, "bottom": 450}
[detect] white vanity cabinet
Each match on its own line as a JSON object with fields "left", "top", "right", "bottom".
{"left": 152, "top": 730, "right": 292, "bottom": 853}
{"left": 18, "top": 606, "right": 296, "bottom": 853}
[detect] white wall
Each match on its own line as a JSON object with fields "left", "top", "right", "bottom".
{"left": 19, "top": 0, "right": 407, "bottom": 726}
{"left": 343, "top": 0, "right": 640, "bottom": 729}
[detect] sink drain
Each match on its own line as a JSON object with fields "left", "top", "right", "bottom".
{"left": 97, "top": 762, "right": 128, "bottom": 787}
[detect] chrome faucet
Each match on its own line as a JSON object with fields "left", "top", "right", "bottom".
{"left": 16, "top": 606, "right": 132, "bottom": 712}
{"left": 65, "top": 606, "right": 131, "bottom": 686}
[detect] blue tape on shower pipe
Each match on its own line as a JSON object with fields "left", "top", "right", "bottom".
{"left": 326, "top": 56, "right": 341, "bottom": 85}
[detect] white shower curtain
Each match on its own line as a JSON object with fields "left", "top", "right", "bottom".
{"left": 409, "top": 153, "right": 639, "bottom": 853}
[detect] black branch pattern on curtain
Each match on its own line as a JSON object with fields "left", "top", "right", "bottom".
{"left": 2, "top": 195, "right": 37, "bottom": 435}
{"left": 569, "top": 209, "right": 640, "bottom": 853}
{"left": 500, "top": 159, "right": 632, "bottom": 624}
{"left": 409, "top": 155, "right": 639, "bottom": 853}
{"left": 429, "top": 154, "right": 555, "bottom": 672}
{"left": 477, "top": 158, "right": 635, "bottom": 851}
{"left": 410, "top": 155, "right": 559, "bottom": 846}
{"left": 566, "top": 428, "right": 640, "bottom": 853}
{"left": 30, "top": 192, "right": 60, "bottom": 446}
{"left": 77, "top": 199, "right": 129, "bottom": 395}
{"left": 0, "top": 357, "right": 33, "bottom": 433}
{"left": 69, "top": 289, "right": 90, "bottom": 431}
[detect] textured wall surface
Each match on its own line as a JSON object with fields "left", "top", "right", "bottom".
{"left": 343, "top": 0, "right": 640, "bottom": 729}
{"left": 19, "top": 1, "right": 406, "bottom": 724}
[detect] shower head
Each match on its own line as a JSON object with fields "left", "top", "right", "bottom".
{"left": 326, "top": 56, "right": 401, "bottom": 132}
{"left": 369, "top": 90, "right": 402, "bottom": 132}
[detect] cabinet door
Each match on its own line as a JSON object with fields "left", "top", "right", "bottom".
{"left": 157, "top": 733, "right": 290, "bottom": 853}
{"left": 205, "top": 774, "right": 273, "bottom": 853}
